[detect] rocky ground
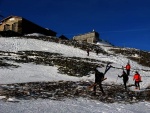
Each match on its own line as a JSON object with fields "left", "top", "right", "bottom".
{"left": 0, "top": 50, "right": 108, "bottom": 77}
{"left": 1, "top": 36, "right": 150, "bottom": 103}
{"left": 0, "top": 81, "right": 150, "bottom": 103}
{"left": 110, "top": 47, "right": 150, "bottom": 68}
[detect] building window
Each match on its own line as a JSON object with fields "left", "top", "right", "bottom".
{"left": 4, "top": 24, "right": 10, "bottom": 31}
{"left": 12, "top": 22, "right": 17, "bottom": 32}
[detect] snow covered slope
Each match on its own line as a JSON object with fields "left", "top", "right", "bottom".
{"left": 0, "top": 37, "right": 150, "bottom": 113}
{"left": 0, "top": 37, "right": 149, "bottom": 88}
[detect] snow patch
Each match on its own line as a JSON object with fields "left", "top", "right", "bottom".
{"left": 24, "top": 33, "right": 46, "bottom": 37}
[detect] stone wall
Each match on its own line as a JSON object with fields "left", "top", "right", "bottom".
{"left": 73, "top": 31, "right": 100, "bottom": 43}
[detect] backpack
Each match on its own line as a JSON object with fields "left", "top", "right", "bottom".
{"left": 95, "top": 70, "right": 104, "bottom": 82}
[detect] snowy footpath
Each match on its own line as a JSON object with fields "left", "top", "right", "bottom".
{"left": 0, "top": 98, "right": 150, "bottom": 113}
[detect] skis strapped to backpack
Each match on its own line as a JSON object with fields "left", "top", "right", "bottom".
{"left": 104, "top": 62, "right": 112, "bottom": 76}
{"left": 87, "top": 62, "right": 112, "bottom": 90}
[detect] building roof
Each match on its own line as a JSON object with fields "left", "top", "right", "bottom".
{"left": 0, "top": 15, "right": 57, "bottom": 34}
{"left": 59, "top": 35, "right": 69, "bottom": 40}
{"left": 73, "top": 31, "right": 99, "bottom": 37}
{"left": 0, "top": 15, "right": 21, "bottom": 22}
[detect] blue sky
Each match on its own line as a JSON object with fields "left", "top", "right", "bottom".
{"left": 0, "top": 0, "right": 150, "bottom": 51}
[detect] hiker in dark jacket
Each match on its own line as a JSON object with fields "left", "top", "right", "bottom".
{"left": 118, "top": 71, "right": 129, "bottom": 90}
{"left": 93, "top": 67, "right": 105, "bottom": 95}
{"left": 87, "top": 48, "right": 90, "bottom": 56}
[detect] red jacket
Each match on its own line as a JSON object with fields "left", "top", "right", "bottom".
{"left": 133, "top": 73, "right": 141, "bottom": 81}
{"left": 126, "top": 64, "right": 131, "bottom": 70}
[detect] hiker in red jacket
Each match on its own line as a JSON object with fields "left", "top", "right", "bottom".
{"left": 133, "top": 71, "right": 142, "bottom": 89}
{"left": 125, "top": 63, "right": 131, "bottom": 75}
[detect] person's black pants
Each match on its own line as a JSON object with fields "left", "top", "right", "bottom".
{"left": 126, "top": 70, "right": 130, "bottom": 75}
{"left": 93, "top": 82, "right": 105, "bottom": 94}
{"left": 135, "top": 81, "right": 140, "bottom": 89}
{"left": 123, "top": 78, "right": 128, "bottom": 90}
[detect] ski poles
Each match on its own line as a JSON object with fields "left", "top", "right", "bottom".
{"left": 116, "top": 76, "right": 119, "bottom": 83}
